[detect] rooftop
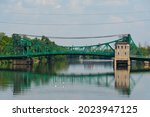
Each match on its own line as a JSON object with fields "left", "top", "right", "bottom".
{"left": 116, "top": 42, "right": 129, "bottom": 45}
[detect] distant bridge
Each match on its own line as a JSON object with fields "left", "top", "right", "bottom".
{"left": 0, "top": 33, "right": 150, "bottom": 61}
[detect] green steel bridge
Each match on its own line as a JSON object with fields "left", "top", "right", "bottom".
{"left": 0, "top": 33, "right": 150, "bottom": 61}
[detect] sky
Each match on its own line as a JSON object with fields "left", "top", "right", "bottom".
{"left": 0, "top": 0, "right": 150, "bottom": 46}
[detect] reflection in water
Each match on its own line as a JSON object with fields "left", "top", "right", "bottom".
{"left": 0, "top": 60, "right": 69, "bottom": 95}
{"left": 114, "top": 66, "right": 130, "bottom": 95}
{"left": 0, "top": 70, "right": 114, "bottom": 95}
{"left": 13, "top": 65, "right": 32, "bottom": 71}
{"left": 0, "top": 59, "right": 150, "bottom": 99}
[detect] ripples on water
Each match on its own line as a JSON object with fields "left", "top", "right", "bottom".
{"left": 0, "top": 59, "right": 150, "bottom": 100}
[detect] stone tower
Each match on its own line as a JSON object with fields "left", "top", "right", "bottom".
{"left": 114, "top": 42, "right": 130, "bottom": 69}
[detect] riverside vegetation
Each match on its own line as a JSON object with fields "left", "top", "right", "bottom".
{"left": 0, "top": 32, "right": 66, "bottom": 64}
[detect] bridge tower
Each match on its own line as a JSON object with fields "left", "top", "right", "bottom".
{"left": 114, "top": 42, "right": 130, "bottom": 69}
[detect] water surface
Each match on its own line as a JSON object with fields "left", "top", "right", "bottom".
{"left": 0, "top": 59, "right": 150, "bottom": 100}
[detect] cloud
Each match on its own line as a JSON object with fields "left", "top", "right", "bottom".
{"left": 24, "top": 0, "right": 62, "bottom": 9}
{"left": 0, "top": 0, "right": 130, "bottom": 13}
{"left": 67, "top": 0, "right": 95, "bottom": 13}
{"left": 14, "top": 1, "right": 26, "bottom": 12}
{"left": 0, "top": 0, "right": 149, "bottom": 46}
{"left": 31, "top": 0, "right": 59, "bottom": 6}
{"left": 103, "top": 0, "right": 129, "bottom": 6}
{"left": 0, "top": 0, "right": 27, "bottom": 13}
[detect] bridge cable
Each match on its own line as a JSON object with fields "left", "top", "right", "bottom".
{"left": 18, "top": 33, "right": 128, "bottom": 39}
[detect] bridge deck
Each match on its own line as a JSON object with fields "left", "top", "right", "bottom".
{"left": 0, "top": 53, "right": 150, "bottom": 61}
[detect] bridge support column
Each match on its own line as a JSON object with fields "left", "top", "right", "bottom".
{"left": 114, "top": 42, "right": 130, "bottom": 69}
{"left": 13, "top": 58, "right": 33, "bottom": 65}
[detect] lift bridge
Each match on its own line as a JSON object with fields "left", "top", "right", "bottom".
{"left": 0, "top": 33, "right": 150, "bottom": 61}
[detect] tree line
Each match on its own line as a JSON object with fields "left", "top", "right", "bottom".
{"left": 0, "top": 32, "right": 66, "bottom": 63}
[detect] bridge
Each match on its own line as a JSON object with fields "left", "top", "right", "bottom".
{"left": 0, "top": 33, "right": 150, "bottom": 62}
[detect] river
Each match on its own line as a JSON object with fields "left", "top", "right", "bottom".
{"left": 0, "top": 59, "right": 150, "bottom": 100}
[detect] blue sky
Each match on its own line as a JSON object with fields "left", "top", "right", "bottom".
{"left": 0, "top": 0, "right": 150, "bottom": 46}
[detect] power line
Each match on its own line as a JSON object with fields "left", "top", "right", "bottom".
{"left": 0, "top": 18, "right": 150, "bottom": 26}
{"left": 2, "top": 10, "right": 150, "bottom": 16}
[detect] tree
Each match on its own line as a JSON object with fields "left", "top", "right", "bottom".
{"left": 0, "top": 32, "right": 5, "bottom": 40}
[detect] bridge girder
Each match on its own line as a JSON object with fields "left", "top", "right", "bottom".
{"left": 0, "top": 33, "right": 148, "bottom": 61}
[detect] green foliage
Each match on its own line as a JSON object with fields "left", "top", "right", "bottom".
{"left": 0, "top": 33, "right": 13, "bottom": 54}
{"left": 0, "top": 32, "right": 5, "bottom": 40}
{"left": 0, "top": 33, "right": 66, "bottom": 54}
{"left": 147, "top": 46, "right": 150, "bottom": 55}
{"left": 0, "top": 33, "right": 66, "bottom": 62}
{"left": 138, "top": 43, "right": 150, "bottom": 56}
{"left": 31, "top": 35, "right": 66, "bottom": 54}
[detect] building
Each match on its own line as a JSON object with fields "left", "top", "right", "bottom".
{"left": 114, "top": 42, "right": 130, "bottom": 69}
